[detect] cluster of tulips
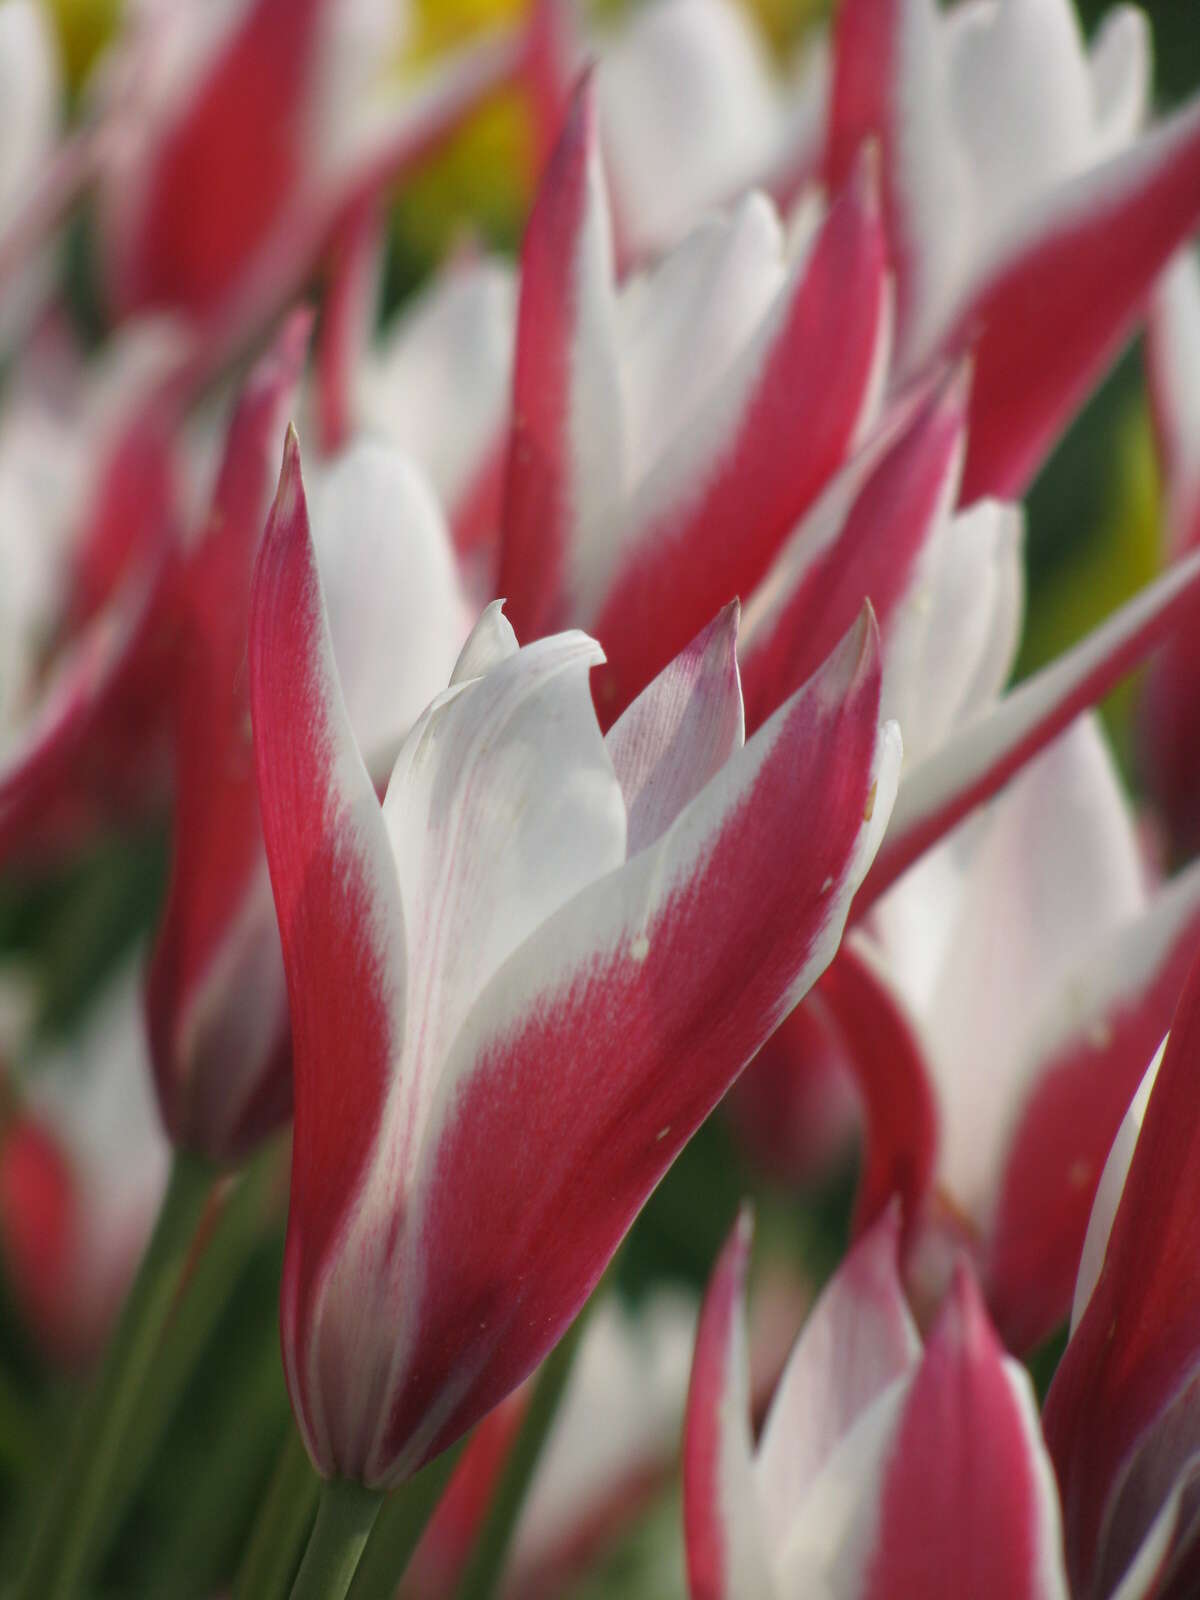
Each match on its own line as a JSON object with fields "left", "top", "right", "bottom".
{"left": 4, "top": 0, "right": 1200, "bottom": 1594}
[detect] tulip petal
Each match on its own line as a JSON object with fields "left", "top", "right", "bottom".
{"left": 497, "top": 76, "right": 621, "bottom": 644}
{"left": 818, "top": 938, "right": 938, "bottom": 1241}
{"left": 683, "top": 1211, "right": 776, "bottom": 1600}
{"left": 861, "top": 549, "right": 1200, "bottom": 913}
{"left": 108, "top": 0, "right": 328, "bottom": 318}
{"left": 356, "top": 259, "right": 516, "bottom": 553}
{"left": 375, "top": 609, "right": 898, "bottom": 1480}
{"left": 588, "top": 159, "right": 888, "bottom": 720}
{"left": 911, "top": 717, "right": 1146, "bottom": 1224}
{"left": 309, "top": 444, "right": 474, "bottom": 780}
{"left": 606, "top": 602, "right": 744, "bottom": 856}
{"left": 1044, "top": 949, "right": 1200, "bottom": 1596}
{"left": 598, "top": 0, "right": 818, "bottom": 262}
{"left": 250, "top": 430, "right": 407, "bottom": 1473}
{"left": 315, "top": 197, "right": 384, "bottom": 456}
{"left": 755, "top": 1208, "right": 919, "bottom": 1557}
{"left": 987, "top": 859, "right": 1200, "bottom": 1353}
{"left": 738, "top": 368, "right": 968, "bottom": 737}
{"left": 955, "top": 95, "right": 1200, "bottom": 500}
{"left": 147, "top": 312, "right": 309, "bottom": 1159}
{"left": 379, "top": 626, "right": 627, "bottom": 1175}
{"left": 864, "top": 1264, "right": 1069, "bottom": 1600}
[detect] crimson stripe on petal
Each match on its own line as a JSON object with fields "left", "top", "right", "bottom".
{"left": 956, "top": 96, "right": 1200, "bottom": 502}
{"left": 249, "top": 429, "right": 405, "bottom": 1468}
{"left": 588, "top": 160, "right": 888, "bottom": 723}
{"left": 986, "top": 864, "right": 1200, "bottom": 1355}
{"left": 683, "top": 1210, "right": 770, "bottom": 1600}
{"left": 147, "top": 311, "right": 310, "bottom": 1159}
{"left": 865, "top": 1264, "right": 1068, "bottom": 1600}
{"left": 754, "top": 1207, "right": 920, "bottom": 1552}
{"left": 1044, "top": 949, "right": 1200, "bottom": 1596}
{"left": 739, "top": 366, "right": 965, "bottom": 734}
{"left": 113, "top": 0, "right": 327, "bottom": 318}
{"left": 818, "top": 938, "right": 938, "bottom": 1247}
{"left": 497, "top": 76, "right": 598, "bottom": 641}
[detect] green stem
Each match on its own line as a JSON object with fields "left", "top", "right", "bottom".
{"left": 0, "top": 1359, "right": 47, "bottom": 1480}
{"left": 454, "top": 1300, "right": 597, "bottom": 1600}
{"left": 103, "top": 1140, "right": 286, "bottom": 1542}
{"left": 290, "top": 1478, "right": 383, "bottom": 1600}
{"left": 16, "top": 1147, "right": 216, "bottom": 1600}
{"left": 347, "top": 1437, "right": 468, "bottom": 1600}
{"left": 234, "top": 1425, "right": 323, "bottom": 1600}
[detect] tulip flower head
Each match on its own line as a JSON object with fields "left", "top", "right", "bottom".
{"left": 684, "top": 1207, "right": 1069, "bottom": 1600}
{"left": 251, "top": 430, "right": 900, "bottom": 1485}
{"left": 854, "top": 714, "right": 1200, "bottom": 1348}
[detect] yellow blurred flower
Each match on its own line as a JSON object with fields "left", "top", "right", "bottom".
{"left": 42, "top": 0, "right": 120, "bottom": 93}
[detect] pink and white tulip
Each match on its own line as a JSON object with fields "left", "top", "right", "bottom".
{"left": 848, "top": 715, "right": 1200, "bottom": 1349}
{"left": 88, "top": 0, "right": 532, "bottom": 367}
{"left": 684, "top": 1207, "right": 1068, "bottom": 1598}
{"left": 250, "top": 432, "right": 900, "bottom": 1483}
{"left": 497, "top": 76, "right": 889, "bottom": 723}
{"left": 823, "top": 0, "right": 1200, "bottom": 501}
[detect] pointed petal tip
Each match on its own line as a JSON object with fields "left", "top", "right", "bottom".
{"left": 847, "top": 599, "right": 883, "bottom": 693}
{"left": 934, "top": 353, "right": 974, "bottom": 419}
{"left": 938, "top": 1257, "right": 994, "bottom": 1354}
{"left": 272, "top": 426, "right": 306, "bottom": 525}
{"left": 716, "top": 1203, "right": 756, "bottom": 1297}
{"left": 567, "top": 63, "right": 598, "bottom": 134}
{"left": 846, "top": 136, "right": 883, "bottom": 216}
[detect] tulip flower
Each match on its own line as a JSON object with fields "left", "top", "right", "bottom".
{"left": 497, "top": 76, "right": 889, "bottom": 722}
{"left": 1044, "top": 945, "right": 1200, "bottom": 1599}
{"left": 250, "top": 428, "right": 900, "bottom": 1491}
{"left": 0, "top": 962, "right": 169, "bottom": 1367}
{"left": 823, "top": 0, "right": 1200, "bottom": 501}
{"left": 580, "top": 0, "right": 1200, "bottom": 504}
{"left": 494, "top": 75, "right": 1200, "bottom": 802}
{"left": 89, "top": 0, "right": 533, "bottom": 362}
{"left": 838, "top": 715, "right": 1200, "bottom": 1350}
{"left": 684, "top": 1207, "right": 1068, "bottom": 1598}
